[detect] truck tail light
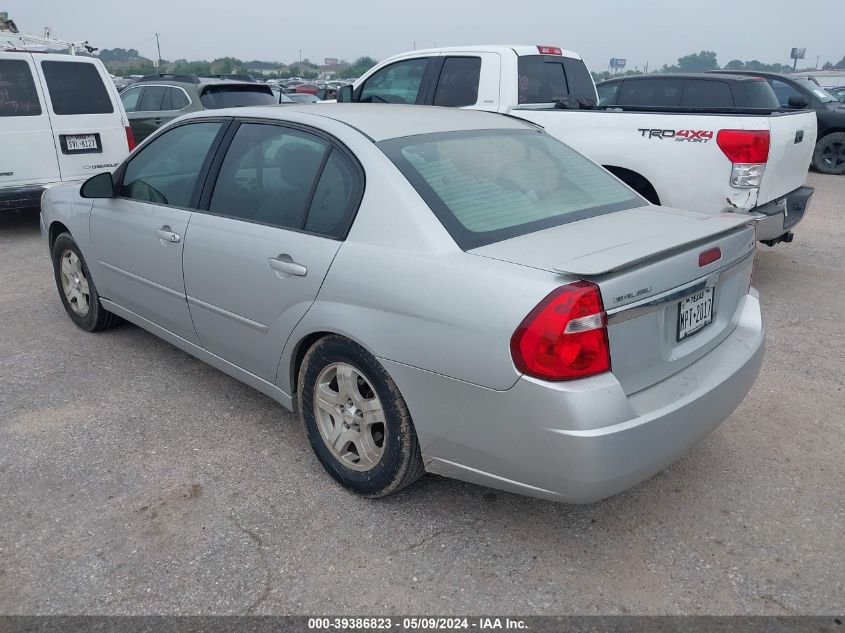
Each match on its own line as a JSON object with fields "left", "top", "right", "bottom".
{"left": 537, "top": 45, "right": 563, "bottom": 56}
{"left": 511, "top": 281, "right": 610, "bottom": 381}
{"left": 125, "top": 126, "right": 136, "bottom": 152}
{"left": 717, "top": 129, "right": 769, "bottom": 188}
{"left": 698, "top": 247, "right": 722, "bottom": 267}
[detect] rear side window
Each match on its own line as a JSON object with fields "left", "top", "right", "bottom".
{"left": 167, "top": 88, "right": 191, "bottom": 110}
{"left": 433, "top": 57, "right": 481, "bottom": 107}
{"left": 40, "top": 61, "right": 114, "bottom": 115}
{"left": 199, "top": 85, "right": 277, "bottom": 108}
{"left": 209, "top": 123, "right": 330, "bottom": 231}
{"left": 138, "top": 86, "right": 167, "bottom": 111}
{"left": 617, "top": 78, "right": 683, "bottom": 107}
{"left": 0, "top": 59, "right": 41, "bottom": 116}
{"left": 680, "top": 79, "right": 734, "bottom": 107}
{"left": 380, "top": 130, "right": 642, "bottom": 249}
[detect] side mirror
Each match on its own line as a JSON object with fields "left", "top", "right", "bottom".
{"left": 787, "top": 95, "right": 809, "bottom": 109}
{"left": 337, "top": 84, "right": 353, "bottom": 103}
{"left": 80, "top": 172, "right": 115, "bottom": 199}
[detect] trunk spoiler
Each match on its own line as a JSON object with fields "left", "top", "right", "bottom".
{"left": 554, "top": 213, "right": 755, "bottom": 276}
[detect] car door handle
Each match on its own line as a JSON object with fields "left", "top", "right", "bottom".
{"left": 153, "top": 118, "right": 163, "bottom": 125}
{"left": 268, "top": 256, "right": 307, "bottom": 277}
{"left": 156, "top": 226, "right": 181, "bottom": 243}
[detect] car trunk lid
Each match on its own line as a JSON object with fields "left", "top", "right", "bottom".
{"left": 470, "top": 205, "right": 757, "bottom": 393}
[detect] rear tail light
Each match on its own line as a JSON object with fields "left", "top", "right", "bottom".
{"left": 510, "top": 281, "right": 610, "bottom": 381}
{"left": 537, "top": 45, "right": 563, "bottom": 56}
{"left": 717, "top": 129, "right": 769, "bottom": 188}
{"left": 125, "top": 126, "right": 136, "bottom": 152}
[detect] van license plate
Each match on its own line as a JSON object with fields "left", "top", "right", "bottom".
{"left": 62, "top": 134, "right": 101, "bottom": 153}
{"left": 677, "top": 287, "right": 714, "bottom": 341}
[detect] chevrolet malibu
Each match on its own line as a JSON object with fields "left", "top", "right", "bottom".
{"left": 40, "top": 104, "right": 765, "bottom": 503}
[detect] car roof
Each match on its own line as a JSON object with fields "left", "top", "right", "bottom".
{"left": 707, "top": 70, "right": 789, "bottom": 79}
{"left": 383, "top": 44, "right": 582, "bottom": 62}
{"left": 599, "top": 72, "right": 759, "bottom": 84}
{"left": 187, "top": 103, "right": 533, "bottom": 141}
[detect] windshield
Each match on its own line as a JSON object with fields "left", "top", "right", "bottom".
{"left": 199, "top": 85, "right": 277, "bottom": 108}
{"left": 516, "top": 55, "right": 596, "bottom": 105}
{"left": 794, "top": 78, "right": 837, "bottom": 103}
{"left": 380, "top": 129, "right": 643, "bottom": 249}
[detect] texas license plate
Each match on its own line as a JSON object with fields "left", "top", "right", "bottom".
{"left": 677, "top": 287, "right": 714, "bottom": 341}
{"left": 64, "top": 134, "right": 99, "bottom": 152}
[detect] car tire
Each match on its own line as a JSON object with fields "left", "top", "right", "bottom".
{"left": 297, "top": 335, "right": 425, "bottom": 497}
{"left": 812, "top": 132, "right": 845, "bottom": 175}
{"left": 51, "top": 233, "right": 120, "bottom": 332}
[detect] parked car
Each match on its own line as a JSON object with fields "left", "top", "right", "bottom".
{"left": 596, "top": 73, "right": 781, "bottom": 109}
{"left": 709, "top": 70, "right": 845, "bottom": 175}
{"left": 338, "top": 45, "right": 817, "bottom": 246}
{"left": 293, "top": 83, "right": 321, "bottom": 95}
{"left": 286, "top": 93, "right": 322, "bottom": 104}
{"left": 119, "top": 74, "right": 277, "bottom": 143}
{"left": 827, "top": 86, "right": 845, "bottom": 102}
{"left": 0, "top": 51, "right": 133, "bottom": 212}
{"left": 41, "top": 104, "right": 765, "bottom": 503}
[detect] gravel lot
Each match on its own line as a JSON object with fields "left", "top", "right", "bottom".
{"left": 1, "top": 173, "right": 843, "bottom": 615}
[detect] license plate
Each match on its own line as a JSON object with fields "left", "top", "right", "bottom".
{"left": 677, "top": 287, "right": 714, "bottom": 341}
{"left": 62, "top": 134, "right": 101, "bottom": 154}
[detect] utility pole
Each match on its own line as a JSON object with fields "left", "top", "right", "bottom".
{"left": 413, "top": 41, "right": 416, "bottom": 51}
{"left": 154, "top": 32, "right": 161, "bottom": 74}
{"left": 644, "top": 60, "right": 648, "bottom": 74}
{"left": 299, "top": 49, "right": 302, "bottom": 62}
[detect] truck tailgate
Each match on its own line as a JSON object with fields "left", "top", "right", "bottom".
{"left": 756, "top": 111, "right": 816, "bottom": 206}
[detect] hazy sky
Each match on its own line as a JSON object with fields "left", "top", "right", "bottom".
{"left": 7, "top": 0, "right": 842, "bottom": 71}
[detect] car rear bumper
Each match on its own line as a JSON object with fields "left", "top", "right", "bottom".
{"left": 0, "top": 184, "right": 45, "bottom": 212}
{"left": 751, "top": 186, "right": 813, "bottom": 242}
{"left": 383, "top": 291, "right": 765, "bottom": 504}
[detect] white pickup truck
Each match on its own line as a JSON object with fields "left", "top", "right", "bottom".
{"left": 338, "top": 45, "right": 817, "bottom": 245}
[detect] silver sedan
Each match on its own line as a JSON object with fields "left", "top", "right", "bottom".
{"left": 40, "top": 104, "right": 765, "bottom": 502}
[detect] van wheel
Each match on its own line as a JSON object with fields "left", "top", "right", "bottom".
{"left": 51, "top": 233, "right": 119, "bottom": 332}
{"left": 813, "top": 132, "right": 845, "bottom": 175}
{"left": 297, "top": 335, "right": 425, "bottom": 497}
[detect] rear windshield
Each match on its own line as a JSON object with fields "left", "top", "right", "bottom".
{"left": 199, "top": 85, "right": 277, "bottom": 109}
{"left": 380, "top": 129, "right": 642, "bottom": 249}
{"left": 0, "top": 59, "right": 41, "bottom": 117}
{"left": 517, "top": 55, "right": 595, "bottom": 104}
{"left": 40, "top": 61, "right": 114, "bottom": 115}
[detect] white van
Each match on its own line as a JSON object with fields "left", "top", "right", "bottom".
{"left": 0, "top": 51, "right": 133, "bottom": 211}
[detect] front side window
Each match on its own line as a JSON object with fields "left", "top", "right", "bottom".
{"left": 120, "top": 86, "right": 142, "bottom": 113}
{"left": 40, "top": 61, "right": 113, "bottom": 115}
{"left": 359, "top": 58, "right": 429, "bottom": 104}
{"left": 209, "top": 123, "right": 330, "bottom": 231}
{"left": 120, "top": 122, "right": 223, "bottom": 207}
{"left": 617, "top": 78, "right": 683, "bottom": 107}
{"left": 768, "top": 79, "right": 803, "bottom": 107}
{"left": 596, "top": 82, "right": 620, "bottom": 106}
{"left": 0, "top": 59, "right": 41, "bottom": 117}
{"left": 380, "top": 130, "right": 642, "bottom": 249}
{"left": 433, "top": 57, "right": 481, "bottom": 107}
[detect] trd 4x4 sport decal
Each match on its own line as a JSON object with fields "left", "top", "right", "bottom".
{"left": 638, "top": 129, "right": 714, "bottom": 143}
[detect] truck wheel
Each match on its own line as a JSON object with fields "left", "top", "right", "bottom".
{"left": 812, "top": 132, "right": 845, "bottom": 175}
{"left": 297, "top": 335, "right": 425, "bottom": 497}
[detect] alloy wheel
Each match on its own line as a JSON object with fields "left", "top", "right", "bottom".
{"left": 59, "top": 250, "right": 90, "bottom": 316}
